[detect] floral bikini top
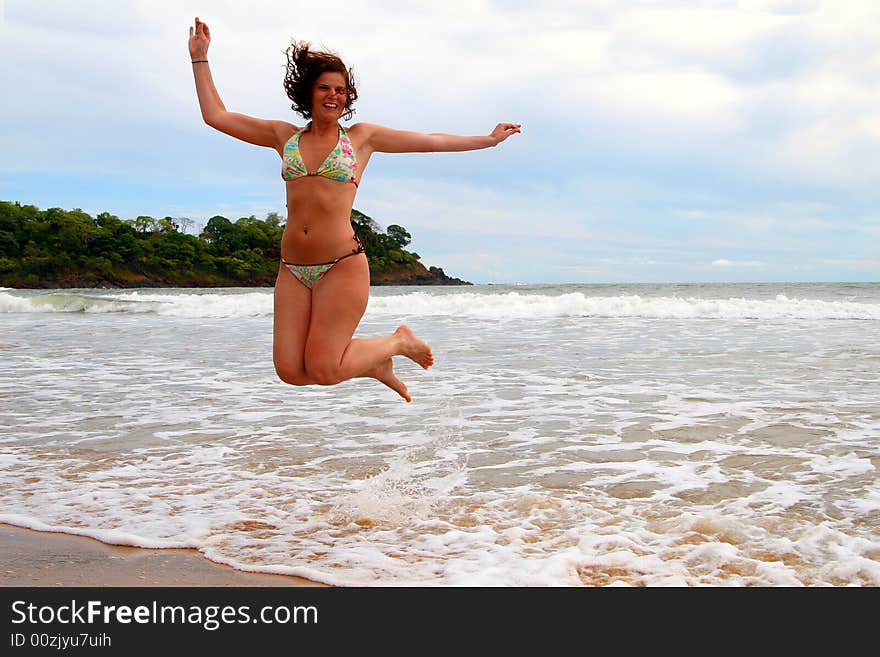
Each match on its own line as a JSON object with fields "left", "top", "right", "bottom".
{"left": 281, "top": 122, "right": 358, "bottom": 187}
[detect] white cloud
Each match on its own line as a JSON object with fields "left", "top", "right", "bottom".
{"left": 612, "top": 5, "right": 784, "bottom": 57}
{"left": 590, "top": 70, "right": 743, "bottom": 124}
{"left": 712, "top": 259, "right": 765, "bottom": 268}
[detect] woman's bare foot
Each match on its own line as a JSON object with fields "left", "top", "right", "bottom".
{"left": 366, "top": 358, "right": 411, "bottom": 402}
{"left": 394, "top": 325, "right": 434, "bottom": 369}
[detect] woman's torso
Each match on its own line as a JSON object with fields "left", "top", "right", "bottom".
{"left": 278, "top": 122, "right": 373, "bottom": 264}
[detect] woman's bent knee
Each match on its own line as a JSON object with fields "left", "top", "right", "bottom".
{"left": 305, "top": 362, "right": 342, "bottom": 386}
{"left": 274, "top": 363, "right": 311, "bottom": 386}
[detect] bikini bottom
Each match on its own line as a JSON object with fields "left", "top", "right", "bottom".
{"left": 280, "top": 233, "right": 364, "bottom": 289}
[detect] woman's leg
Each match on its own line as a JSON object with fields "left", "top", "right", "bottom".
{"left": 273, "top": 264, "right": 314, "bottom": 385}
{"left": 304, "top": 254, "right": 434, "bottom": 401}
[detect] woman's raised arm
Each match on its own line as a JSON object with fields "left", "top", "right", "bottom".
{"left": 360, "top": 122, "right": 521, "bottom": 154}
{"left": 189, "top": 17, "right": 294, "bottom": 152}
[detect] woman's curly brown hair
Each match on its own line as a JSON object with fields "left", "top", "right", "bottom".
{"left": 284, "top": 41, "right": 358, "bottom": 121}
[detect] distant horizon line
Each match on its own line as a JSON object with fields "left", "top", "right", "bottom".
{"left": 476, "top": 280, "right": 879, "bottom": 286}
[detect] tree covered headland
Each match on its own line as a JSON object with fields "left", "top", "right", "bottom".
{"left": 0, "top": 201, "right": 469, "bottom": 287}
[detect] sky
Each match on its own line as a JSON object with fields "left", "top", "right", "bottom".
{"left": 1, "top": 0, "right": 879, "bottom": 284}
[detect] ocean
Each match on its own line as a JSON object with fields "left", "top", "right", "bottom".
{"left": 1, "top": 282, "right": 878, "bottom": 586}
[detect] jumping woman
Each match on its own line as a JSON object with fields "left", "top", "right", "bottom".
{"left": 189, "top": 17, "right": 520, "bottom": 402}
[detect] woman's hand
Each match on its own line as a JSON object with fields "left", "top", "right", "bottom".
{"left": 490, "top": 123, "right": 522, "bottom": 145}
{"left": 188, "top": 17, "right": 211, "bottom": 59}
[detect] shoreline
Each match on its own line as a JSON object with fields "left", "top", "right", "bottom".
{"left": 0, "top": 523, "right": 327, "bottom": 587}
{"left": 0, "top": 277, "right": 472, "bottom": 289}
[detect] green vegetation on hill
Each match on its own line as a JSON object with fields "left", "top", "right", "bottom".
{"left": 0, "top": 201, "right": 469, "bottom": 287}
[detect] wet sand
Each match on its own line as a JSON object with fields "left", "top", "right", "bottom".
{"left": 0, "top": 523, "right": 325, "bottom": 587}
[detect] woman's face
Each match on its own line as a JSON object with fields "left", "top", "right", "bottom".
{"left": 312, "top": 72, "right": 348, "bottom": 121}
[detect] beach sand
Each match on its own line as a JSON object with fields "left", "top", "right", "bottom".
{"left": 0, "top": 523, "right": 325, "bottom": 587}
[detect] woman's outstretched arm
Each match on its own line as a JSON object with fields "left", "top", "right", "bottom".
{"left": 188, "top": 17, "right": 294, "bottom": 152}
{"left": 360, "top": 122, "right": 522, "bottom": 154}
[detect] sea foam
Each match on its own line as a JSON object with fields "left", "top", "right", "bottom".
{"left": 2, "top": 289, "right": 878, "bottom": 321}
